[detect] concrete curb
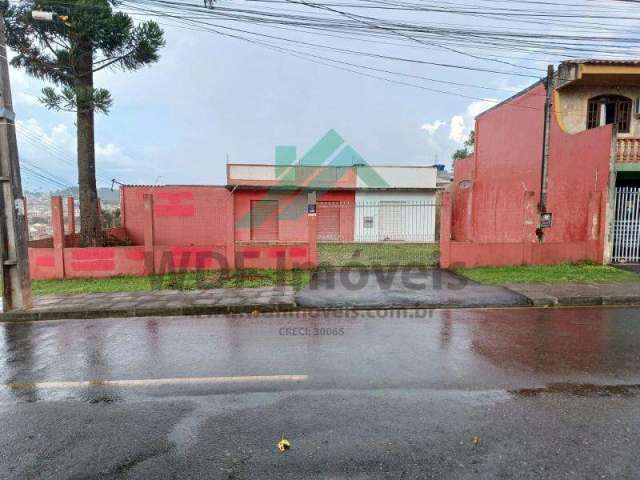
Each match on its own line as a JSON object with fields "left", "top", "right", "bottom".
{"left": 4, "top": 294, "right": 640, "bottom": 323}
{"left": 0, "top": 302, "right": 298, "bottom": 322}
{"left": 516, "top": 294, "right": 640, "bottom": 308}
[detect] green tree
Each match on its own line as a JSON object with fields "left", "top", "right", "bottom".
{"left": 3, "top": 0, "right": 164, "bottom": 246}
{"left": 452, "top": 130, "right": 475, "bottom": 161}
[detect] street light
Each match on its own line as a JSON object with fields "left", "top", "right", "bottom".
{"left": 31, "top": 10, "right": 69, "bottom": 24}
{"left": 31, "top": 11, "right": 54, "bottom": 22}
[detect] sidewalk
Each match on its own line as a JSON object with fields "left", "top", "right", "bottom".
{"left": 4, "top": 279, "right": 640, "bottom": 322}
{"left": 296, "top": 269, "right": 530, "bottom": 309}
{"left": 504, "top": 282, "right": 640, "bottom": 307}
{"left": 1, "top": 287, "right": 296, "bottom": 322}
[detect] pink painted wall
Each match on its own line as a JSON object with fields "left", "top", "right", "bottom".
{"left": 235, "top": 242, "right": 312, "bottom": 270}
{"left": 29, "top": 248, "right": 59, "bottom": 280}
{"left": 234, "top": 189, "right": 355, "bottom": 243}
{"left": 29, "top": 185, "right": 321, "bottom": 279}
{"left": 122, "top": 186, "right": 232, "bottom": 246}
{"left": 446, "top": 82, "right": 614, "bottom": 267}
{"left": 544, "top": 121, "right": 612, "bottom": 247}
{"left": 154, "top": 245, "right": 229, "bottom": 273}
{"left": 64, "top": 247, "right": 146, "bottom": 278}
{"left": 451, "top": 156, "right": 474, "bottom": 242}
{"left": 470, "top": 83, "right": 546, "bottom": 243}
{"left": 29, "top": 246, "right": 146, "bottom": 280}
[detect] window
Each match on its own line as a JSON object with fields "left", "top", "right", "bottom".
{"left": 250, "top": 200, "right": 278, "bottom": 241}
{"left": 586, "top": 95, "right": 632, "bottom": 133}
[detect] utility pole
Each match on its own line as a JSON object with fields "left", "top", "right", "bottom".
{"left": 537, "top": 64, "right": 554, "bottom": 241}
{"left": 0, "top": 14, "right": 32, "bottom": 310}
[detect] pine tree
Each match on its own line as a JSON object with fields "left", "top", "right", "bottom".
{"left": 2, "top": 0, "right": 164, "bottom": 246}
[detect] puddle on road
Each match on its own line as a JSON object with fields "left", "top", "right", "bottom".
{"left": 510, "top": 382, "right": 640, "bottom": 398}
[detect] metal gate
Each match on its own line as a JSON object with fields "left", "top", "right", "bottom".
{"left": 316, "top": 201, "right": 439, "bottom": 268}
{"left": 612, "top": 187, "right": 640, "bottom": 263}
{"left": 317, "top": 201, "right": 341, "bottom": 241}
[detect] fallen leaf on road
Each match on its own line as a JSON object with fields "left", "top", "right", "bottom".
{"left": 277, "top": 437, "right": 291, "bottom": 453}
{"left": 472, "top": 436, "right": 480, "bottom": 446}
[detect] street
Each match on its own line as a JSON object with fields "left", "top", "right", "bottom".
{"left": 1, "top": 307, "right": 640, "bottom": 479}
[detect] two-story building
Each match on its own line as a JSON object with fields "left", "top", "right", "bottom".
{"left": 443, "top": 59, "right": 640, "bottom": 268}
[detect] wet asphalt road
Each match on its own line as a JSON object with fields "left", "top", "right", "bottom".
{"left": 1, "top": 307, "right": 640, "bottom": 479}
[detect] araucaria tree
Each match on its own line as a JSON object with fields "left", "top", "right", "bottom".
{"left": 2, "top": 0, "right": 164, "bottom": 246}
{"left": 452, "top": 130, "right": 475, "bottom": 162}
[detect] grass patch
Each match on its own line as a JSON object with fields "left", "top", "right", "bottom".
{"left": 457, "top": 263, "right": 640, "bottom": 285}
{"left": 318, "top": 243, "right": 439, "bottom": 268}
{"left": 32, "top": 269, "right": 311, "bottom": 296}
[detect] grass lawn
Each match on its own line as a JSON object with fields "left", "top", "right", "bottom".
{"left": 318, "top": 243, "right": 439, "bottom": 268}
{"left": 457, "top": 263, "right": 640, "bottom": 285}
{"left": 32, "top": 269, "right": 311, "bottom": 296}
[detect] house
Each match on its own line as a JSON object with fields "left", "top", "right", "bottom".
{"left": 442, "top": 59, "right": 640, "bottom": 268}
{"left": 28, "top": 131, "right": 449, "bottom": 280}
{"left": 227, "top": 131, "right": 445, "bottom": 245}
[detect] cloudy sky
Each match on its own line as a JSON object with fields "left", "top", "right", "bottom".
{"left": 11, "top": 0, "right": 636, "bottom": 190}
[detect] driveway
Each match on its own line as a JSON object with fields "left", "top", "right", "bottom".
{"left": 295, "top": 268, "right": 529, "bottom": 309}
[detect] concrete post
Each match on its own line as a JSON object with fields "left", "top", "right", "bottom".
{"left": 307, "top": 192, "right": 318, "bottom": 267}
{"left": 603, "top": 133, "right": 618, "bottom": 265}
{"left": 225, "top": 191, "right": 236, "bottom": 270}
{"left": 143, "top": 194, "right": 155, "bottom": 275}
{"left": 51, "top": 196, "right": 65, "bottom": 279}
{"left": 439, "top": 192, "right": 452, "bottom": 269}
{"left": 66, "top": 196, "right": 75, "bottom": 236}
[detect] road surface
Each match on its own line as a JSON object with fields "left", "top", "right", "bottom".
{"left": 1, "top": 307, "right": 639, "bottom": 479}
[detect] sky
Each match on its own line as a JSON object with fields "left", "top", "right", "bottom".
{"left": 11, "top": 0, "right": 637, "bottom": 190}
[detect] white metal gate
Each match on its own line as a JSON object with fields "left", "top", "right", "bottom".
{"left": 612, "top": 187, "right": 640, "bottom": 263}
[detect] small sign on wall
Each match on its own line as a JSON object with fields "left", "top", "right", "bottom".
{"left": 540, "top": 212, "right": 553, "bottom": 228}
{"left": 308, "top": 204, "right": 317, "bottom": 215}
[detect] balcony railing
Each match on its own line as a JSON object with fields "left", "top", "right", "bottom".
{"left": 617, "top": 138, "right": 640, "bottom": 163}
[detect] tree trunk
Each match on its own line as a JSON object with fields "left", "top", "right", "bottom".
{"left": 76, "top": 44, "right": 103, "bottom": 247}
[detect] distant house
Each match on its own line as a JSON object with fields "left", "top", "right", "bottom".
{"left": 444, "top": 59, "right": 640, "bottom": 267}
{"left": 227, "top": 144, "right": 446, "bottom": 245}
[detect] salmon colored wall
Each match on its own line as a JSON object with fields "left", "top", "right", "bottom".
{"left": 122, "top": 186, "right": 231, "bottom": 246}
{"left": 544, "top": 121, "right": 612, "bottom": 244}
{"left": 29, "top": 246, "right": 147, "bottom": 280}
{"left": 235, "top": 242, "right": 312, "bottom": 270}
{"left": 451, "top": 156, "right": 475, "bottom": 242}
{"left": 154, "top": 245, "right": 229, "bottom": 273}
{"left": 234, "top": 190, "right": 309, "bottom": 242}
{"left": 29, "top": 248, "right": 59, "bottom": 280}
{"left": 447, "top": 81, "right": 614, "bottom": 267}
{"left": 471, "top": 83, "right": 546, "bottom": 243}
